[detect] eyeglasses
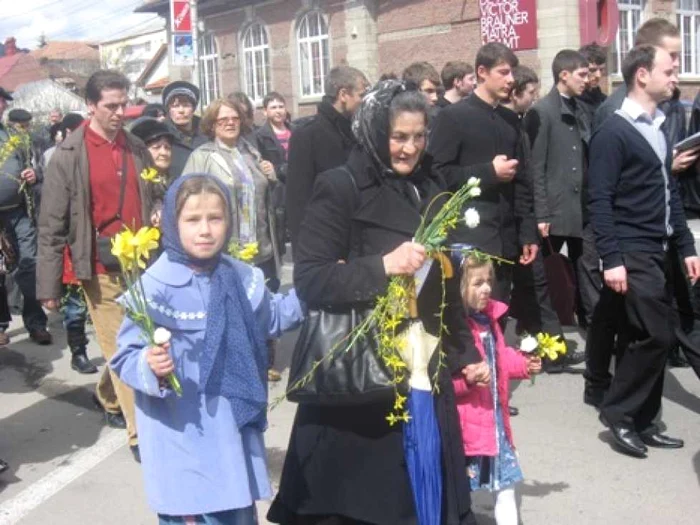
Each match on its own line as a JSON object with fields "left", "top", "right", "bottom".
{"left": 216, "top": 116, "right": 240, "bottom": 125}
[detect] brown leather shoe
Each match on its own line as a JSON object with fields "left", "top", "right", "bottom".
{"left": 0, "top": 332, "right": 9, "bottom": 346}
{"left": 29, "top": 329, "right": 52, "bottom": 346}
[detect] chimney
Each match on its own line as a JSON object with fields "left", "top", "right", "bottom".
{"left": 4, "top": 37, "right": 17, "bottom": 56}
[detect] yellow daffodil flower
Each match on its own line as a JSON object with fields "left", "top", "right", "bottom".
{"left": 111, "top": 229, "right": 137, "bottom": 271}
{"left": 140, "top": 167, "right": 163, "bottom": 184}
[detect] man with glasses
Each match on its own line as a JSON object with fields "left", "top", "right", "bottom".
{"left": 162, "top": 80, "right": 208, "bottom": 177}
{"left": 37, "top": 70, "right": 154, "bottom": 462}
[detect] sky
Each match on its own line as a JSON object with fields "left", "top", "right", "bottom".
{"left": 0, "top": 0, "right": 164, "bottom": 49}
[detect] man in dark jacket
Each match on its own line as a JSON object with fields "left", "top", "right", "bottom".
{"left": 286, "top": 65, "right": 368, "bottom": 253}
{"left": 589, "top": 17, "right": 700, "bottom": 380}
{"left": 162, "top": 80, "right": 208, "bottom": 177}
{"left": 578, "top": 44, "right": 608, "bottom": 123}
{"left": 430, "top": 42, "right": 538, "bottom": 302}
{"left": 525, "top": 50, "right": 592, "bottom": 326}
{"left": 0, "top": 91, "right": 49, "bottom": 347}
{"left": 589, "top": 45, "right": 699, "bottom": 457}
{"left": 437, "top": 61, "right": 474, "bottom": 108}
{"left": 38, "top": 70, "right": 154, "bottom": 462}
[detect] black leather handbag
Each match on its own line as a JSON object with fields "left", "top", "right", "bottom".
{"left": 286, "top": 167, "right": 394, "bottom": 406}
{"left": 286, "top": 306, "right": 395, "bottom": 406}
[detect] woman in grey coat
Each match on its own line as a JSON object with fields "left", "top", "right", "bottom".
{"left": 184, "top": 98, "right": 283, "bottom": 381}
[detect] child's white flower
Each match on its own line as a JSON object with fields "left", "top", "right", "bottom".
{"left": 153, "top": 327, "right": 172, "bottom": 345}
{"left": 469, "top": 186, "right": 481, "bottom": 198}
{"left": 519, "top": 335, "right": 538, "bottom": 353}
{"left": 467, "top": 177, "right": 480, "bottom": 188}
{"left": 464, "top": 208, "right": 480, "bottom": 229}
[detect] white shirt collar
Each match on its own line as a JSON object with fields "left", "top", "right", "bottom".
{"left": 621, "top": 97, "right": 666, "bottom": 129}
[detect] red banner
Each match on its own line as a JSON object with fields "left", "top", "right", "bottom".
{"left": 479, "top": 0, "right": 538, "bottom": 51}
{"left": 171, "top": 0, "right": 192, "bottom": 33}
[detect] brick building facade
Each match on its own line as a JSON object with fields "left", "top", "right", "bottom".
{"left": 138, "top": 0, "right": 699, "bottom": 118}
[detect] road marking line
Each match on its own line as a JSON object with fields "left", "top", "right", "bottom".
{"left": 0, "top": 430, "right": 125, "bottom": 524}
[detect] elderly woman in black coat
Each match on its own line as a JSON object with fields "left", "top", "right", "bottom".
{"left": 267, "top": 81, "right": 489, "bottom": 525}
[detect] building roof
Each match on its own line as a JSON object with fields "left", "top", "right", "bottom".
{"left": 136, "top": 43, "right": 167, "bottom": 86}
{"left": 99, "top": 22, "right": 166, "bottom": 45}
{"left": 31, "top": 41, "right": 99, "bottom": 62}
{"left": 0, "top": 53, "right": 48, "bottom": 91}
{"left": 144, "top": 76, "right": 168, "bottom": 91}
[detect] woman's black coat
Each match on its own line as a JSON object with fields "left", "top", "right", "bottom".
{"left": 267, "top": 148, "right": 481, "bottom": 525}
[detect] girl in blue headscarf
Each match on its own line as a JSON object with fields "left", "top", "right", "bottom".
{"left": 111, "top": 173, "right": 304, "bottom": 525}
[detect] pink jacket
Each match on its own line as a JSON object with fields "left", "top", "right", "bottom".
{"left": 452, "top": 300, "right": 530, "bottom": 456}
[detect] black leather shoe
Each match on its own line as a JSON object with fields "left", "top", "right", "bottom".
{"left": 562, "top": 350, "right": 586, "bottom": 366}
{"left": 29, "top": 328, "right": 52, "bottom": 345}
{"left": 583, "top": 387, "right": 606, "bottom": 409}
{"left": 668, "top": 347, "right": 690, "bottom": 368}
{"left": 0, "top": 458, "right": 8, "bottom": 474}
{"left": 71, "top": 353, "right": 98, "bottom": 374}
{"left": 640, "top": 431, "right": 684, "bottom": 449}
{"left": 599, "top": 414, "right": 647, "bottom": 458}
{"left": 130, "top": 445, "right": 141, "bottom": 463}
{"left": 508, "top": 406, "right": 519, "bottom": 417}
{"left": 105, "top": 411, "right": 127, "bottom": 429}
{"left": 91, "top": 394, "right": 127, "bottom": 429}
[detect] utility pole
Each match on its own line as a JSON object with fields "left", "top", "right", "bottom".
{"left": 190, "top": 0, "right": 200, "bottom": 94}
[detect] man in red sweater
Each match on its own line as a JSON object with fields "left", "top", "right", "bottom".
{"left": 38, "top": 70, "right": 153, "bottom": 461}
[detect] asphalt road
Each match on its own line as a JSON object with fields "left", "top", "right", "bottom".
{"left": 1, "top": 297, "right": 699, "bottom": 524}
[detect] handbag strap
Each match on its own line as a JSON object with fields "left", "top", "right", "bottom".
{"left": 339, "top": 166, "right": 362, "bottom": 258}
{"left": 96, "top": 148, "right": 128, "bottom": 234}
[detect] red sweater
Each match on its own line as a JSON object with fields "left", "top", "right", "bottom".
{"left": 85, "top": 125, "right": 142, "bottom": 274}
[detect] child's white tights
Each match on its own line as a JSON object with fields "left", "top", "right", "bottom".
{"left": 493, "top": 486, "right": 518, "bottom": 525}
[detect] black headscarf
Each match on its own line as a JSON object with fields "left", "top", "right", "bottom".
{"left": 351, "top": 80, "right": 432, "bottom": 206}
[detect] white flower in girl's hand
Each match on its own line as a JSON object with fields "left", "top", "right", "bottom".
{"left": 468, "top": 186, "right": 481, "bottom": 198}
{"left": 464, "top": 208, "right": 480, "bottom": 229}
{"left": 519, "top": 335, "right": 538, "bottom": 353}
{"left": 467, "top": 177, "right": 480, "bottom": 188}
{"left": 153, "top": 327, "right": 172, "bottom": 345}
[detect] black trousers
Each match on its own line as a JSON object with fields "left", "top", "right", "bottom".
{"left": 576, "top": 223, "right": 603, "bottom": 327}
{"left": 510, "top": 250, "right": 563, "bottom": 336}
{"left": 667, "top": 246, "right": 700, "bottom": 377}
{"left": 599, "top": 252, "right": 676, "bottom": 431}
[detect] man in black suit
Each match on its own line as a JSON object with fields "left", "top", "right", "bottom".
{"left": 285, "top": 65, "right": 368, "bottom": 254}
{"left": 430, "top": 42, "right": 538, "bottom": 303}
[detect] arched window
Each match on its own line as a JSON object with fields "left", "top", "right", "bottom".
{"left": 678, "top": 0, "right": 700, "bottom": 75}
{"left": 612, "top": 0, "right": 645, "bottom": 74}
{"left": 297, "top": 11, "right": 330, "bottom": 97}
{"left": 199, "top": 33, "right": 221, "bottom": 107}
{"left": 242, "top": 22, "right": 271, "bottom": 103}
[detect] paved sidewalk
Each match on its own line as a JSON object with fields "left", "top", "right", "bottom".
{"left": 1, "top": 313, "right": 699, "bottom": 524}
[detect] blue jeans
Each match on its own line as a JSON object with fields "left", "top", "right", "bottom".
{"left": 157, "top": 506, "right": 257, "bottom": 525}
{"left": 0, "top": 206, "right": 46, "bottom": 331}
{"left": 61, "top": 284, "right": 87, "bottom": 332}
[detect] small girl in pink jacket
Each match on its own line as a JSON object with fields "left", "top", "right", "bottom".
{"left": 453, "top": 256, "right": 541, "bottom": 525}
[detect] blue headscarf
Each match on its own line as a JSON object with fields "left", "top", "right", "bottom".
{"left": 160, "top": 173, "right": 268, "bottom": 430}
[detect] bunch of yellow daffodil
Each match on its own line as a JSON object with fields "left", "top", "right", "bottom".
{"left": 111, "top": 225, "right": 182, "bottom": 396}
{"left": 228, "top": 241, "right": 259, "bottom": 262}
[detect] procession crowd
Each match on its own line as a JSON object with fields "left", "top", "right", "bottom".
{"left": 1, "top": 15, "right": 700, "bottom": 525}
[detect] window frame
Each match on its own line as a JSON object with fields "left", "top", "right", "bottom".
{"left": 241, "top": 22, "right": 272, "bottom": 105}
{"left": 611, "top": 0, "right": 645, "bottom": 75}
{"left": 678, "top": 0, "right": 700, "bottom": 76}
{"left": 198, "top": 33, "right": 221, "bottom": 108}
{"left": 296, "top": 11, "right": 331, "bottom": 99}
